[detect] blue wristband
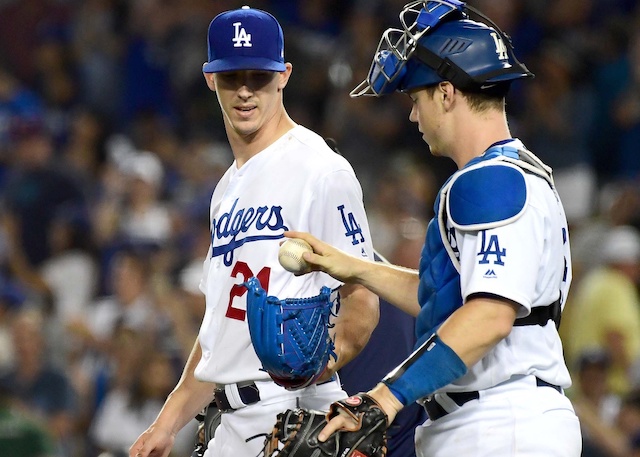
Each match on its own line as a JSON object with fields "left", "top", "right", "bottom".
{"left": 382, "top": 333, "right": 467, "bottom": 406}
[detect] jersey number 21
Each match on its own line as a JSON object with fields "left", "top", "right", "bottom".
{"left": 226, "top": 261, "right": 271, "bottom": 321}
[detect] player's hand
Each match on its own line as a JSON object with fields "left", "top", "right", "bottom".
{"left": 129, "top": 425, "right": 175, "bottom": 457}
{"left": 317, "top": 404, "right": 360, "bottom": 441}
{"left": 283, "top": 231, "right": 364, "bottom": 283}
{"left": 317, "top": 383, "right": 402, "bottom": 442}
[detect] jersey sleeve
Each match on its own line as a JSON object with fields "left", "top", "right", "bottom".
{"left": 456, "top": 205, "right": 544, "bottom": 316}
{"left": 309, "top": 168, "right": 375, "bottom": 272}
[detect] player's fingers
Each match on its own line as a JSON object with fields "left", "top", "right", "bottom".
{"left": 283, "top": 231, "right": 333, "bottom": 270}
{"left": 318, "top": 413, "right": 358, "bottom": 442}
{"left": 284, "top": 231, "right": 326, "bottom": 254}
{"left": 301, "top": 250, "right": 327, "bottom": 268}
{"left": 130, "top": 445, "right": 149, "bottom": 457}
{"left": 129, "top": 433, "right": 162, "bottom": 457}
{"left": 129, "top": 437, "right": 144, "bottom": 457}
{"left": 283, "top": 231, "right": 355, "bottom": 282}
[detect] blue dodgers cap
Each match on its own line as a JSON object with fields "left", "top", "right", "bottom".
{"left": 203, "top": 5, "right": 286, "bottom": 73}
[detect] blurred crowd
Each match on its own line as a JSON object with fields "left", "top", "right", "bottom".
{"left": 0, "top": 0, "right": 639, "bottom": 456}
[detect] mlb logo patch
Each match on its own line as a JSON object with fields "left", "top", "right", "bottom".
{"left": 483, "top": 269, "right": 497, "bottom": 278}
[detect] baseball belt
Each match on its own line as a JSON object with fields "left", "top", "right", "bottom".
{"left": 423, "top": 377, "right": 562, "bottom": 421}
{"left": 211, "top": 375, "right": 340, "bottom": 414}
{"left": 213, "top": 382, "right": 261, "bottom": 413}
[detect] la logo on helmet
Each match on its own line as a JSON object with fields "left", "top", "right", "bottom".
{"left": 490, "top": 32, "right": 508, "bottom": 60}
{"left": 232, "top": 22, "right": 252, "bottom": 47}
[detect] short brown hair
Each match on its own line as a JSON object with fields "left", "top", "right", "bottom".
{"left": 461, "top": 90, "right": 506, "bottom": 113}
{"left": 424, "top": 83, "right": 506, "bottom": 113}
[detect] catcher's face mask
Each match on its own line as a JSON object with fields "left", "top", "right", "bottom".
{"left": 351, "top": 0, "right": 465, "bottom": 97}
{"left": 350, "top": 0, "right": 533, "bottom": 97}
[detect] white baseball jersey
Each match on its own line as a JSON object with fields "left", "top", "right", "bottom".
{"left": 194, "top": 125, "right": 374, "bottom": 385}
{"left": 439, "top": 139, "right": 573, "bottom": 391}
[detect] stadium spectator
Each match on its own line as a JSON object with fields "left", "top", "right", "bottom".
{"left": 88, "top": 331, "right": 197, "bottom": 457}
{"left": 570, "top": 348, "right": 623, "bottom": 456}
{"left": 0, "top": 378, "right": 55, "bottom": 457}
{"left": 565, "top": 225, "right": 640, "bottom": 396}
{"left": 0, "top": 308, "right": 78, "bottom": 457}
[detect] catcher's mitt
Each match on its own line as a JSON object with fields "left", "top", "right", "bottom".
{"left": 244, "top": 276, "right": 336, "bottom": 390}
{"left": 261, "top": 393, "right": 388, "bottom": 457}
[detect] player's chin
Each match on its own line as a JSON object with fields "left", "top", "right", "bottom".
{"left": 426, "top": 142, "right": 441, "bottom": 157}
{"left": 231, "top": 120, "right": 261, "bottom": 137}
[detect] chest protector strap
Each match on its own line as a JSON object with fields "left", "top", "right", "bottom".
{"left": 514, "top": 297, "right": 561, "bottom": 329}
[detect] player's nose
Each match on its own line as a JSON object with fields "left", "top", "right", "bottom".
{"left": 237, "top": 84, "right": 253, "bottom": 99}
{"left": 409, "top": 104, "right": 418, "bottom": 123}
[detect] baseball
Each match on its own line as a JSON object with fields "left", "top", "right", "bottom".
{"left": 278, "top": 239, "right": 313, "bottom": 274}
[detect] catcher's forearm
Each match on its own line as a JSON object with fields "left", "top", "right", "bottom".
{"left": 352, "top": 259, "right": 421, "bottom": 317}
{"left": 285, "top": 231, "right": 420, "bottom": 316}
{"left": 437, "top": 296, "right": 519, "bottom": 367}
{"left": 328, "top": 283, "right": 379, "bottom": 373}
{"left": 382, "top": 297, "right": 517, "bottom": 406}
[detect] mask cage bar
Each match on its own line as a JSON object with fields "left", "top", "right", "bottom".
{"left": 400, "top": 0, "right": 465, "bottom": 39}
{"left": 350, "top": 0, "right": 466, "bottom": 97}
{"left": 349, "top": 27, "right": 414, "bottom": 97}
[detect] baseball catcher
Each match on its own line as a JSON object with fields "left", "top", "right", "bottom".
{"left": 261, "top": 393, "right": 388, "bottom": 457}
{"left": 244, "top": 276, "right": 337, "bottom": 390}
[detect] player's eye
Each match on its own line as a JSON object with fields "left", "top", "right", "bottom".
{"left": 247, "top": 71, "right": 276, "bottom": 88}
{"left": 216, "top": 71, "right": 275, "bottom": 90}
{"left": 216, "top": 72, "right": 240, "bottom": 85}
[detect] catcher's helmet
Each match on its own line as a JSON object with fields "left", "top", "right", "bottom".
{"left": 351, "top": 0, "right": 533, "bottom": 97}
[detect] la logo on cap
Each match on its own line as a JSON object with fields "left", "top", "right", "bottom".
{"left": 232, "top": 21, "right": 252, "bottom": 48}
{"left": 203, "top": 5, "right": 286, "bottom": 73}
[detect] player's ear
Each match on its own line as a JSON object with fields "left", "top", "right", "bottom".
{"left": 440, "top": 82, "right": 456, "bottom": 109}
{"left": 203, "top": 71, "right": 216, "bottom": 92}
{"left": 277, "top": 63, "right": 293, "bottom": 91}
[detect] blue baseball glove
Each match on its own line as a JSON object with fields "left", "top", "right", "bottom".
{"left": 244, "top": 276, "right": 337, "bottom": 390}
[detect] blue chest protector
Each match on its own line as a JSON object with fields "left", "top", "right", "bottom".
{"left": 415, "top": 215, "right": 461, "bottom": 339}
{"left": 415, "top": 143, "right": 529, "bottom": 339}
{"left": 383, "top": 142, "right": 555, "bottom": 406}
